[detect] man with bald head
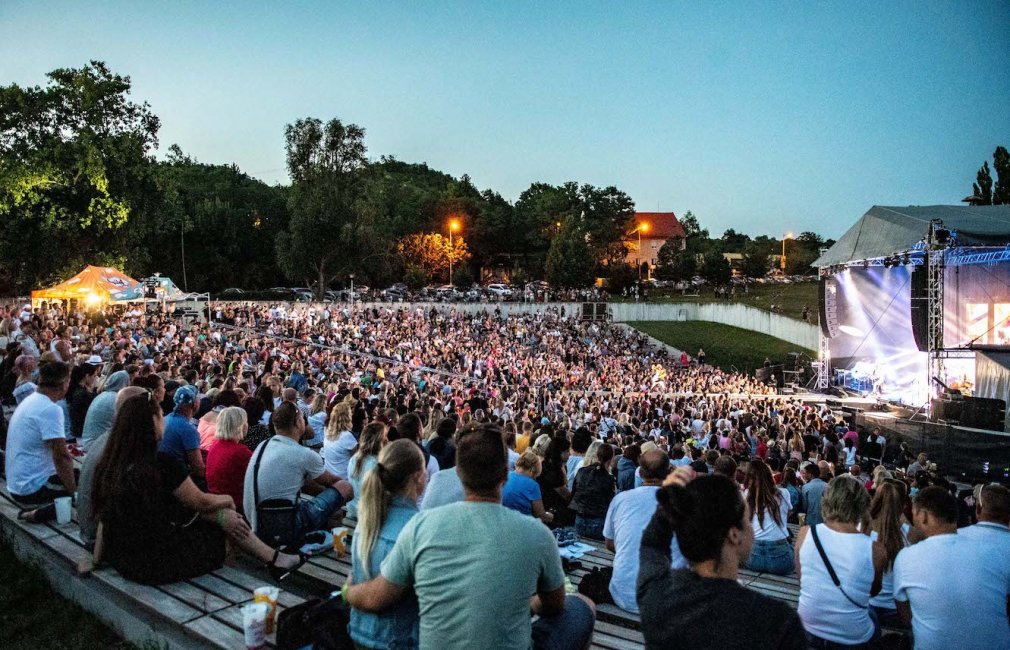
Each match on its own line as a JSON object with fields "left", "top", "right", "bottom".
{"left": 603, "top": 449, "right": 688, "bottom": 613}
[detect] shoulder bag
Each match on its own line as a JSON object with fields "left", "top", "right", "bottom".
{"left": 253, "top": 438, "right": 299, "bottom": 548}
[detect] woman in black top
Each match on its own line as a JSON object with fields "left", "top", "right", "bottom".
{"left": 87, "top": 393, "right": 304, "bottom": 585}
{"left": 536, "top": 436, "right": 573, "bottom": 527}
{"left": 67, "top": 362, "right": 100, "bottom": 438}
{"left": 638, "top": 469, "right": 807, "bottom": 650}
{"left": 571, "top": 442, "right": 616, "bottom": 540}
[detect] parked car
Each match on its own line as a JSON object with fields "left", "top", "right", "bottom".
{"left": 485, "top": 283, "right": 512, "bottom": 297}
{"left": 222, "top": 288, "right": 244, "bottom": 294}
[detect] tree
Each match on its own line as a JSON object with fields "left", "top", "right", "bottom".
{"left": 700, "top": 253, "right": 731, "bottom": 285}
{"left": 396, "top": 232, "right": 470, "bottom": 283}
{"left": 275, "top": 117, "right": 369, "bottom": 298}
{"left": 740, "top": 241, "right": 772, "bottom": 278}
{"left": 0, "top": 61, "right": 160, "bottom": 291}
{"left": 721, "top": 228, "right": 750, "bottom": 251}
{"left": 994, "top": 146, "right": 1010, "bottom": 205}
{"left": 973, "top": 161, "right": 994, "bottom": 205}
{"left": 545, "top": 217, "right": 594, "bottom": 288}
{"left": 654, "top": 237, "right": 695, "bottom": 281}
{"left": 452, "top": 265, "right": 473, "bottom": 289}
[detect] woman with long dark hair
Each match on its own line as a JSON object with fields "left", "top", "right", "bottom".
{"left": 86, "top": 392, "right": 304, "bottom": 585}
{"left": 536, "top": 435, "right": 573, "bottom": 527}
{"left": 638, "top": 470, "right": 806, "bottom": 649}
{"left": 742, "top": 459, "right": 794, "bottom": 575}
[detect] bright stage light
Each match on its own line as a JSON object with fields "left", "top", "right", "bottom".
{"left": 838, "top": 324, "right": 864, "bottom": 337}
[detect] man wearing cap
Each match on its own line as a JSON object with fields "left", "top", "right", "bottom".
{"left": 80, "top": 370, "right": 130, "bottom": 452}
{"left": 5, "top": 361, "right": 76, "bottom": 523}
{"left": 158, "top": 384, "right": 206, "bottom": 485}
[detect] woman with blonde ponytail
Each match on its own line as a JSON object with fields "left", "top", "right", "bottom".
{"left": 348, "top": 439, "right": 425, "bottom": 650}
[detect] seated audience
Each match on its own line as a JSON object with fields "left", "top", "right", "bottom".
{"left": 571, "top": 442, "right": 616, "bottom": 540}
{"left": 205, "top": 406, "right": 253, "bottom": 515}
{"left": 894, "top": 486, "right": 1010, "bottom": 650}
{"left": 502, "top": 450, "right": 553, "bottom": 525}
{"left": 87, "top": 393, "right": 304, "bottom": 585}
{"left": 346, "top": 421, "right": 388, "bottom": 518}
{"left": 795, "top": 475, "right": 886, "bottom": 649}
{"left": 345, "top": 424, "right": 595, "bottom": 650}
{"left": 742, "top": 459, "right": 793, "bottom": 575}
{"left": 604, "top": 449, "right": 686, "bottom": 613}
{"left": 243, "top": 402, "right": 352, "bottom": 545}
{"left": 5, "top": 361, "right": 76, "bottom": 523}
{"left": 349, "top": 439, "right": 425, "bottom": 650}
{"left": 638, "top": 469, "right": 806, "bottom": 650}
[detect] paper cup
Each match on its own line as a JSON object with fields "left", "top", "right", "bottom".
{"left": 54, "top": 496, "right": 72, "bottom": 525}
{"left": 242, "top": 602, "right": 268, "bottom": 649}
{"left": 332, "top": 526, "right": 349, "bottom": 557}
{"left": 253, "top": 586, "right": 279, "bottom": 635}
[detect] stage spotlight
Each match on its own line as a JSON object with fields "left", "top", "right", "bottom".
{"left": 901, "top": 253, "right": 910, "bottom": 265}
{"left": 839, "top": 324, "right": 865, "bottom": 337}
{"left": 933, "top": 228, "right": 951, "bottom": 245}
{"left": 862, "top": 260, "right": 869, "bottom": 269}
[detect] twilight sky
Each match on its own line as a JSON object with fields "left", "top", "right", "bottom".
{"left": 3, "top": 1, "right": 1009, "bottom": 238}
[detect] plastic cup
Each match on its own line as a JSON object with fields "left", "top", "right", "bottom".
{"left": 242, "top": 602, "right": 268, "bottom": 649}
{"left": 253, "top": 586, "right": 279, "bottom": 635}
{"left": 798, "top": 513, "right": 807, "bottom": 527}
{"left": 332, "top": 526, "right": 349, "bottom": 557}
{"left": 54, "top": 496, "right": 72, "bottom": 525}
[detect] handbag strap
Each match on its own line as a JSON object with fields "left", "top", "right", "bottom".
{"left": 809, "top": 524, "right": 868, "bottom": 610}
{"left": 252, "top": 436, "right": 273, "bottom": 510}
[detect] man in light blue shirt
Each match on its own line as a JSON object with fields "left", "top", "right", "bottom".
{"left": 346, "top": 424, "right": 595, "bottom": 650}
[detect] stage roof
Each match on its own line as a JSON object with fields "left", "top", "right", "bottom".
{"left": 814, "top": 205, "right": 1010, "bottom": 267}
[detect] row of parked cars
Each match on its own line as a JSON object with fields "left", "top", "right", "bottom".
{"left": 218, "top": 282, "right": 528, "bottom": 303}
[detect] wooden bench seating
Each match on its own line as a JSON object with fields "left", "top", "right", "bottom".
{"left": 1, "top": 472, "right": 808, "bottom": 650}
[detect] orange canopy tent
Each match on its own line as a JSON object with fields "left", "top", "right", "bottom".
{"left": 31, "top": 265, "right": 142, "bottom": 306}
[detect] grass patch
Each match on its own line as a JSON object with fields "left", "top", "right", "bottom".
{"left": 617, "top": 281, "right": 819, "bottom": 323}
{"left": 0, "top": 535, "right": 134, "bottom": 650}
{"left": 629, "top": 320, "right": 815, "bottom": 374}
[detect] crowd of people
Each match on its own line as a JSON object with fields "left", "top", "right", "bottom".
{"left": 0, "top": 299, "right": 1007, "bottom": 650}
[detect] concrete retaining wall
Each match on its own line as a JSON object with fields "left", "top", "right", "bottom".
{"left": 195, "top": 299, "right": 819, "bottom": 350}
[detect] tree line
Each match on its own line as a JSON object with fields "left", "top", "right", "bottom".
{"left": 1, "top": 61, "right": 830, "bottom": 296}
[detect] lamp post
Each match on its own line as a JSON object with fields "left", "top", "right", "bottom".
{"left": 349, "top": 274, "right": 355, "bottom": 314}
{"left": 448, "top": 219, "right": 461, "bottom": 284}
{"left": 638, "top": 222, "right": 650, "bottom": 280}
{"left": 781, "top": 233, "right": 793, "bottom": 272}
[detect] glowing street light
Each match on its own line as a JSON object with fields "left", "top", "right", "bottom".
{"left": 781, "top": 233, "right": 793, "bottom": 271}
{"left": 448, "top": 219, "right": 462, "bottom": 282}
{"left": 638, "top": 222, "right": 650, "bottom": 280}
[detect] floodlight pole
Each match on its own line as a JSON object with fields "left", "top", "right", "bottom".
{"left": 815, "top": 267, "right": 831, "bottom": 390}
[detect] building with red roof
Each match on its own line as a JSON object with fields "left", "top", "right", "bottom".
{"left": 626, "top": 212, "right": 685, "bottom": 275}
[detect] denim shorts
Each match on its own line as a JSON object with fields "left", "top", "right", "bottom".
{"left": 294, "top": 487, "right": 345, "bottom": 538}
{"left": 575, "top": 515, "right": 605, "bottom": 541}
{"left": 531, "top": 595, "right": 595, "bottom": 650}
{"left": 744, "top": 538, "right": 794, "bottom": 575}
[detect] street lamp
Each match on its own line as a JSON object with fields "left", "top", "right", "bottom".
{"left": 448, "top": 219, "right": 461, "bottom": 283}
{"left": 349, "top": 274, "right": 355, "bottom": 313}
{"left": 638, "top": 222, "right": 650, "bottom": 280}
{"left": 781, "top": 233, "right": 793, "bottom": 271}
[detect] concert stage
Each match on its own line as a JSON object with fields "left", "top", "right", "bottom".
{"left": 814, "top": 205, "right": 1010, "bottom": 432}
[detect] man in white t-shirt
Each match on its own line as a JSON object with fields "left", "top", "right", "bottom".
{"left": 958, "top": 483, "right": 1010, "bottom": 576}
{"left": 4, "top": 362, "right": 76, "bottom": 522}
{"left": 603, "top": 449, "right": 688, "bottom": 613}
{"left": 894, "top": 486, "right": 1010, "bottom": 650}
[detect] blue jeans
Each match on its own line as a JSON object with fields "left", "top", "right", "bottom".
{"left": 744, "top": 538, "right": 794, "bottom": 575}
{"left": 532, "top": 595, "right": 595, "bottom": 650}
{"left": 294, "top": 487, "right": 345, "bottom": 539}
{"left": 575, "top": 515, "right": 605, "bottom": 541}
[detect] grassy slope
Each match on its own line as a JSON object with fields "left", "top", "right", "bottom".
{"left": 0, "top": 536, "right": 133, "bottom": 650}
{"left": 617, "top": 281, "right": 819, "bottom": 323}
{"left": 629, "top": 320, "right": 815, "bottom": 374}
